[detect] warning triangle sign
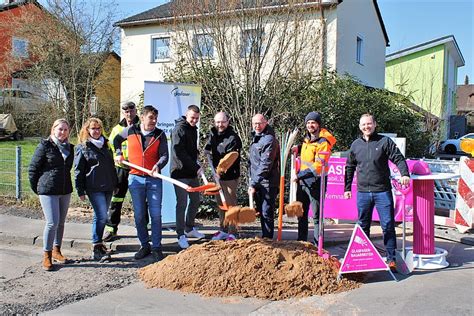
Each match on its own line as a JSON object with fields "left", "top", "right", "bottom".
{"left": 339, "top": 224, "right": 390, "bottom": 274}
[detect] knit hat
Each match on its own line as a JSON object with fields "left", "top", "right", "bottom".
{"left": 304, "top": 111, "right": 322, "bottom": 125}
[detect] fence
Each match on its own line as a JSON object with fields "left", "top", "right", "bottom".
{"left": 0, "top": 146, "right": 33, "bottom": 199}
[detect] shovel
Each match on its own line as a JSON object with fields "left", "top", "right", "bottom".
{"left": 392, "top": 179, "right": 414, "bottom": 275}
{"left": 121, "top": 161, "right": 216, "bottom": 193}
{"left": 285, "top": 152, "right": 303, "bottom": 218}
{"left": 205, "top": 153, "right": 229, "bottom": 210}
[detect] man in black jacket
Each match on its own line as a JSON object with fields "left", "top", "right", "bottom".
{"left": 204, "top": 111, "right": 242, "bottom": 241}
{"left": 248, "top": 114, "right": 280, "bottom": 239}
{"left": 344, "top": 113, "right": 410, "bottom": 271}
{"left": 170, "top": 105, "right": 204, "bottom": 249}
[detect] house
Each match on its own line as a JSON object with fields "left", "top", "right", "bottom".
{"left": 0, "top": 0, "right": 42, "bottom": 89}
{"left": 115, "top": 0, "right": 389, "bottom": 105}
{"left": 456, "top": 83, "right": 474, "bottom": 133}
{"left": 385, "top": 35, "right": 465, "bottom": 139}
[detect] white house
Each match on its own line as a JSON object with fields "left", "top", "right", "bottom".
{"left": 115, "top": 0, "right": 389, "bottom": 105}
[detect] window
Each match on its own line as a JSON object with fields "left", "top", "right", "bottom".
{"left": 241, "top": 28, "right": 264, "bottom": 58}
{"left": 356, "top": 36, "right": 363, "bottom": 65}
{"left": 152, "top": 37, "right": 170, "bottom": 62}
{"left": 12, "top": 37, "right": 28, "bottom": 58}
{"left": 193, "top": 34, "right": 214, "bottom": 58}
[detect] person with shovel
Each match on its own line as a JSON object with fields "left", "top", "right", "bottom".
{"left": 344, "top": 113, "right": 410, "bottom": 272}
{"left": 204, "top": 111, "right": 242, "bottom": 241}
{"left": 248, "top": 114, "right": 280, "bottom": 239}
{"left": 292, "top": 111, "right": 336, "bottom": 244}
{"left": 113, "top": 105, "right": 169, "bottom": 262}
{"left": 170, "top": 105, "right": 205, "bottom": 249}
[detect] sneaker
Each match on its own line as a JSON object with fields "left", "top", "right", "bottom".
{"left": 388, "top": 260, "right": 397, "bottom": 273}
{"left": 178, "top": 235, "right": 189, "bottom": 249}
{"left": 91, "top": 244, "right": 111, "bottom": 261}
{"left": 185, "top": 227, "right": 205, "bottom": 239}
{"left": 152, "top": 248, "right": 165, "bottom": 262}
{"left": 134, "top": 244, "right": 151, "bottom": 260}
{"left": 103, "top": 230, "right": 117, "bottom": 242}
{"left": 211, "top": 231, "right": 228, "bottom": 241}
{"left": 225, "top": 234, "right": 236, "bottom": 241}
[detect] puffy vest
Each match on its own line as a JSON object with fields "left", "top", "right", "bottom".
{"left": 127, "top": 132, "right": 161, "bottom": 176}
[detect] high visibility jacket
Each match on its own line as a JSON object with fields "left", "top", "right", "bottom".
{"left": 108, "top": 116, "right": 139, "bottom": 168}
{"left": 299, "top": 128, "right": 336, "bottom": 176}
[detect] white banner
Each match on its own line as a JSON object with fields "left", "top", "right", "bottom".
{"left": 144, "top": 81, "right": 202, "bottom": 225}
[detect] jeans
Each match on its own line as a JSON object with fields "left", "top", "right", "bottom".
{"left": 174, "top": 177, "right": 200, "bottom": 237}
{"left": 88, "top": 191, "right": 113, "bottom": 244}
{"left": 255, "top": 185, "right": 278, "bottom": 239}
{"left": 357, "top": 191, "right": 397, "bottom": 261}
{"left": 39, "top": 194, "right": 71, "bottom": 251}
{"left": 129, "top": 175, "right": 163, "bottom": 249}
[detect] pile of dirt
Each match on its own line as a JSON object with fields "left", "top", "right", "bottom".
{"left": 139, "top": 238, "right": 360, "bottom": 300}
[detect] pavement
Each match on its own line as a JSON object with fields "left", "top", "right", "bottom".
{"left": 1, "top": 213, "right": 473, "bottom": 315}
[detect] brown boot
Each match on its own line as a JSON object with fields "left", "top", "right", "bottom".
{"left": 42, "top": 251, "right": 53, "bottom": 271}
{"left": 52, "top": 246, "right": 67, "bottom": 263}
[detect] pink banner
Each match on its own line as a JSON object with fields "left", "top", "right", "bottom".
{"left": 339, "top": 224, "right": 389, "bottom": 273}
{"left": 317, "top": 157, "right": 414, "bottom": 222}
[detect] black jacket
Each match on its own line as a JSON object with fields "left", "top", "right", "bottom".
{"left": 204, "top": 126, "right": 242, "bottom": 181}
{"left": 74, "top": 138, "right": 118, "bottom": 196}
{"left": 249, "top": 125, "right": 280, "bottom": 188}
{"left": 170, "top": 116, "right": 200, "bottom": 179}
{"left": 28, "top": 138, "right": 74, "bottom": 195}
{"left": 344, "top": 133, "right": 409, "bottom": 192}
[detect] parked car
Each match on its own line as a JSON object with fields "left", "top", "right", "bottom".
{"left": 439, "top": 133, "right": 474, "bottom": 154}
{"left": 0, "top": 88, "right": 45, "bottom": 113}
{"left": 0, "top": 113, "right": 23, "bottom": 140}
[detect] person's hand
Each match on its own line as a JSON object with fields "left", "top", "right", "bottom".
{"left": 291, "top": 146, "right": 299, "bottom": 155}
{"left": 400, "top": 176, "right": 410, "bottom": 186}
{"left": 248, "top": 187, "right": 255, "bottom": 195}
{"left": 114, "top": 155, "right": 124, "bottom": 164}
{"left": 343, "top": 191, "right": 352, "bottom": 199}
{"left": 151, "top": 165, "right": 159, "bottom": 176}
{"left": 291, "top": 172, "right": 298, "bottom": 182}
{"left": 79, "top": 195, "right": 86, "bottom": 201}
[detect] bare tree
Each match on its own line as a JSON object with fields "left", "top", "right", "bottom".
{"left": 166, "top": 0, "right": 330, "bottom": 149}
{"left": 0, "top": 0, "right": 119, "bottom": 135}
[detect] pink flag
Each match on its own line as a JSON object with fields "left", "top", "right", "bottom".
{"left": 339, "top": 224, "right": 389, "bottom": 274}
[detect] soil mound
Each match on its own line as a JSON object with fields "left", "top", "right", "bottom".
{"left": 139, "top": 238, "right": 360, "bottom": 300}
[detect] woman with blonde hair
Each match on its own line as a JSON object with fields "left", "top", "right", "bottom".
{"left": 29, "top": 118, "right": 74, "bottom": 271}
{"left": 74, "top": 117, "right": 117, "bottom": 261}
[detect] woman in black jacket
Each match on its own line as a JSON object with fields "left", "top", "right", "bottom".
{"left": 29, "top": 119, "right": 74, "bottom": 271}
{"left": 74, "top": 117, "right": 117, "bottom": 261}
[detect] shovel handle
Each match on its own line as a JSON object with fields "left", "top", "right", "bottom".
{"left": 121, "top": 161, "right": 191, "bottom": 191}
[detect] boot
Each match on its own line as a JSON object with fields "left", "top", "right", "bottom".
{"left": 42, "top": 251, "right": 53, "bottom": 271}
{"left": 52, "top": 245, "right": 67, "bottom": 263}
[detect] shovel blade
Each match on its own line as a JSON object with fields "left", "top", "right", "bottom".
{"left": 405, "top": 250, "right": 414, "bottom": 273}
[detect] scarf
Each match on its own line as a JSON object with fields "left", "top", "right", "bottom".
{"left": 88, "top": 136, "right": 105, "bottom": 149}
{"left": 51, "top": 136, "right": 70, "bottom": 160}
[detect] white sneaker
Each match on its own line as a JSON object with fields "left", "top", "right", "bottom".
{"left": 185, "top": 227, "right": 205, "bottom": 239}
{"left": 211, "top": 231, "right": 228, "bottom": 241}
{"left": 178, "top": 235, "right": 189, "bottom": 249}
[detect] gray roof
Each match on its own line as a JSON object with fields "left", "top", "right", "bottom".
{"left": 114, "top": 0, "right": 342, "bottom": 27}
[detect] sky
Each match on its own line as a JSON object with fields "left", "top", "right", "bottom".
{"left": 114, "top": 0, "right": 473, "bottom": 85}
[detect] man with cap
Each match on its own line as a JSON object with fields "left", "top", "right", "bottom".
{"left": 292, "top": 111, "right": 336, "bottom": 244}
{"left": 103, "top": 101, "right": 140, "bottom": 241}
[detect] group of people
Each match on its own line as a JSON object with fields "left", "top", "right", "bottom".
{"left": 29, "top": 101, "right": 409, "bottom": 273}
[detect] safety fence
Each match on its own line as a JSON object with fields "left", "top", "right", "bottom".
{"left": 0, "top": 146, "right": 33, "bottom": 199}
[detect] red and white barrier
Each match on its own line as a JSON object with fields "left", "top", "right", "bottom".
{"left": 454, "top": 157, "right": 474, "bottom": 233}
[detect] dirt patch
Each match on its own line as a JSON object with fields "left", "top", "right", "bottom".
{"left": 139, "top": 238, "right": 360, "bottom": 300}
